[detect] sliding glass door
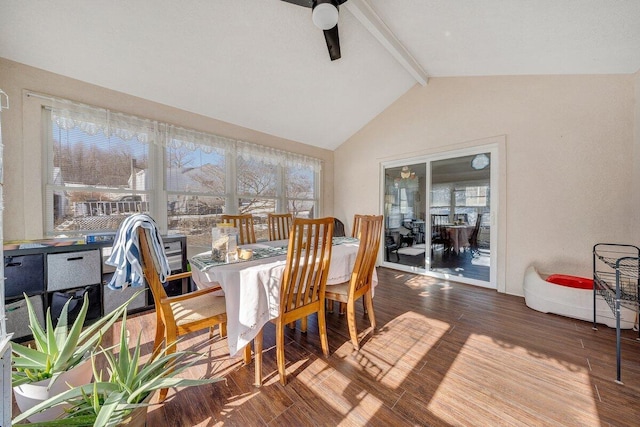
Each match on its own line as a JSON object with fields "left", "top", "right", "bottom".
{"left": 383, "top": 163, "right": 427, "bottom": 267}
{"left": 381, "top": 147, "right": 496, "bottom": 288}
{"left": 429, "top": 154, "right": 491, "bottom": 283}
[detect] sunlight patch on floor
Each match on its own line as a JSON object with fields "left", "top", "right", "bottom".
{"left": 346, "top": 311, "right": 449, "bottom": 389}
{"left": 428, "top": 333, "right": 598, "bottom": 425}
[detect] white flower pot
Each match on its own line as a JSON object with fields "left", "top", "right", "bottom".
{"left": 13, "top": 359, "right": 93, "bottom": 423}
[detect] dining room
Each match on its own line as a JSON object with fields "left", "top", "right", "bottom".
{"left": 2, "top": 2, "right": 640, "bottom": 426}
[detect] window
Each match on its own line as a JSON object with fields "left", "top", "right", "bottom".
{"left": 286, "top": 163, "right": 316, "bottom": 219}
{"left": 45, "top": 105, "right": 155, "bottom": 234}
{"left": 41, "top": 95, "right": 321, "bottom": 249}
{"left": 165, "top": 126, "right": 228, "bottom": 248}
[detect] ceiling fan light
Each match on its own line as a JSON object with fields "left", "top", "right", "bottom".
{"left": 312, "top": 2, "right": 339, "bottom": 30}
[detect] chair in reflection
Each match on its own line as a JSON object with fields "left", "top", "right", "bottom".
{"left": 259, "top": 217, "right": 334, "bottom": 385}
{"left": 469, "top": 213, "right": 483, "bottom": 256}
{"left": 385, "top": 234, "right": 400, "bottom": 262}
{"left": 221, "top": 214, "right": 256, "bottom": 245}
{"left": 333, "top": 217, "right": 346, "bottom": 237}
{"left": 136, "top": 223, "right": 251, "bottom": 401}
{"left": 267, "top": 213, "right": 293, "bottom": 241}
{"left": 431, "top": 214, "right": 451, "bottom": 255}
{"left": 325, "top": 215, "right": 382, "bottom": 350}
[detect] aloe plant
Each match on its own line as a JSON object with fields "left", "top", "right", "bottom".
{"left": 11, "top": 291, "right": 142, "bottom": 388}
{"left": 13, "top": 312, "right": 223, "bottom": 426}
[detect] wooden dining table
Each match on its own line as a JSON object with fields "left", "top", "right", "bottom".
{"left": 189, "top": 237, "right": 377, "bottom": 386}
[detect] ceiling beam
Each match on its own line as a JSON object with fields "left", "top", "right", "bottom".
{"left": 344, "top": 0, "right": 428, "bottom": 85}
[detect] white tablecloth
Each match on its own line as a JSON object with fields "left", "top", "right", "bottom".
{"left": 190, "top": 239, "right": 378, "bottom": 356}
{"left": 446, "top": 225, "right": 475, "bottom": 253}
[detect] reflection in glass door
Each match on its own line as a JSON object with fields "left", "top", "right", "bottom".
{"left": 429, "top": 154, "right": 491, "bottom": 283}
{"left": 382, "top": 152, "right": 492, "bottom": 286}
{"left": 383, "top": 163, "right": 427, "bottom": 270}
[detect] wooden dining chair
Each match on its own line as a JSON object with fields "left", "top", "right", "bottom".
{"left": 325, "top": 215, "right": 382, "bottom": 350}
{"left": 333, "top": 217, "right": 346, "bottom": 237}
{"left": 257, "top": 217, "right": 334, "bottom": 385}
{"left": 221, "top": 214, "right": 256, "bottom": 245}
{"left": 137, "top": 227, "right": 251, "bottom": 400}
{"left": 267, "top": 213, "right": 293, "bottom": 241}
{"left": 352, "top": 214, "right": 366, "bottom": 238}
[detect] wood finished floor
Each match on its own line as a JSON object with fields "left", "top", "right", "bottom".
{"left": 83, "top": 268, "right": 640, "bottom": 426}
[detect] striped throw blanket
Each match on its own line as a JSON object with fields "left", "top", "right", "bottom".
{"left": 106, "top": 214, "right": 170, "bottom": 290}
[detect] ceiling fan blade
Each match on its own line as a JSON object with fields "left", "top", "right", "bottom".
{"left": 280, "top": 0, "right": 348, "bottom": 7}
{"left": 323, "top": 25, "right": 341, "bottom": 61}
{"left": 281, "top": 0, "right": 313, "bottom": 7}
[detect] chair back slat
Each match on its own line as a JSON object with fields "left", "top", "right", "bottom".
{"left": 221, "top": 214, "right": 256, "bottom": 245}
{"left": 137, "top": 228, "right": 168, "bottom": 303}
{"left": 352, "top": 214, "right": 367, "bottom": 239}
{"left": 350, "top": 215, "right": 383, "bottom": 295}
{"left": 268, "top": 213, "right": 293, "bottom": 241}
{"left": 280, "top": 217, "right": 334, "bottom": 316}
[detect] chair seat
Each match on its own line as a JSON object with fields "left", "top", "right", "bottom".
{"left": 325, "top": 282, "right": 349, "bottom": 297}
{"left": 170, "top": 295, "right": 227, "bottom": 327}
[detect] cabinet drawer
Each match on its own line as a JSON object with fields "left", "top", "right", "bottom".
{"left": 5, "top": 295, "right": 45, "bottom": 340}
{"left": 101, "top": 246, "right": 116, "bottom": 274}
{"left": 103, "top": 284, "right": 147, "bottom": 314}
{"left": 47, "top": 249, "right": 101, "bottom": 291}
{"left": 49, "top": 285, "right": 101, "bottom": 327}
{"left": 4, "top": 254, "right": 45, "bottom": 298}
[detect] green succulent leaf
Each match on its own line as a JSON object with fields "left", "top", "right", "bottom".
{"left": 11, "top": 289, "right": 223, "bottom": 427}
{"left": 11, "top": 290, "right": 145, "bottom": 390}
{"left": 52, "top": 293, "right": 90, "bottom": 372}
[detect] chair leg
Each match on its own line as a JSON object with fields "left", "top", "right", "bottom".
{"left": 318, "top": 306, "right": 329, "bottom": 357}
{"left": 243, "top": 342, "right": 252, "bottom": 365}
{"left": 365, "top": 291, "right": 376, "bottom": 330}
{"left": 220, "top": 322, "right": 227, "bottom": 338}
{"left": 276, "top": 321, "right": 287, "bottom": 386}
{"left": 326, "top": 299, "right": 334, "bottom": 313}
{"left": 346, "top": 300, "right": 359, "bottom": 351}
{"left": 158, "top": 328, "right": 177, "bottom": 402}
{"left": 152, "top": 319, "right": 165, "bottom": 357}
{"left": 301, "top": 316, "right": 308, "bottom": 333}
{"left": 254, "top": 328, "right": 263, "bottom": 387}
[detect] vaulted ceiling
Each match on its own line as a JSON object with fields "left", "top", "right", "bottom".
{"left": 1, "top": 0, "right": 639, "bottom": 150}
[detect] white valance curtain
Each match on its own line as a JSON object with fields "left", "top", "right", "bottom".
{"left": 45, "top": 94, "right": 322, "bottom": 172}
{"left": 50, "top": 99, "right": 156, "bottom": 144}
{"left": 237, "top": 141, "right": 322, "bottom": 173}
{"left": 164, "top": 124, "right": 229, "bottom": 155}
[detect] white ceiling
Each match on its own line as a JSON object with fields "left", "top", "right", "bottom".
{"left": 1, "top": 0, "right": 639, "bottom": 150}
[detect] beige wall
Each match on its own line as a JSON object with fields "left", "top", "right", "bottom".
{"left": 634, "top": 70, "right": 640, "bottom": 244}
{"left": 0, "top": 57, "right": 334, "bottom": 240}
{"left": 335, "top": 74, "right": 635, "bottom": 296}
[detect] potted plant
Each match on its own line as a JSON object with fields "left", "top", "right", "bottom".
{"left": 13, "top": 312, "right": 223, "bottom": 426}
{"left": 11, "top": 291, "right": 140, "bottom": 422}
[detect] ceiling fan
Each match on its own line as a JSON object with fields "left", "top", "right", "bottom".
{"left": 282, "top": 0, "right": 348, "bottom": 61}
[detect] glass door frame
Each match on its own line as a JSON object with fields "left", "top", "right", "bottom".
{"left": 379, "top": 138, "right": 505, "bottom": 291}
